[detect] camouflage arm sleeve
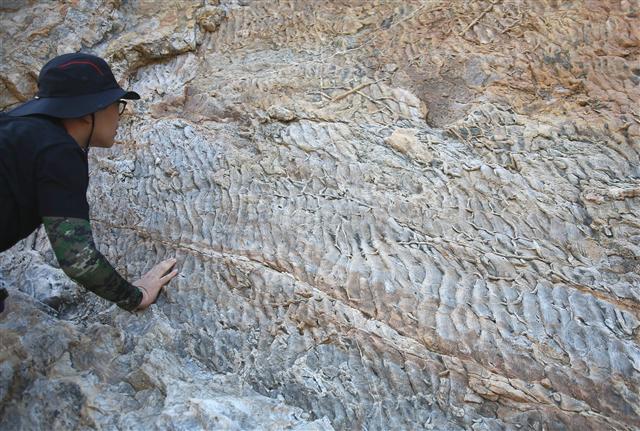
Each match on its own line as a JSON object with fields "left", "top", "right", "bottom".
{"left": 42, "top": 217, "right": 143, "bottom": 311}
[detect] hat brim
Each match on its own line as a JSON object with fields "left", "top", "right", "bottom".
{"left": 8, "top": 87, "right": 140, "bottom": 119}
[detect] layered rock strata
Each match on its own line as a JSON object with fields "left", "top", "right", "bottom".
{"left": 1, "top": 1, "right": 639, "bottom": 430}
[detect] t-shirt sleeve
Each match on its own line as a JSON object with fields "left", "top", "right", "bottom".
{"left": 36, "top": 143, "right": 90, "bottom": 220}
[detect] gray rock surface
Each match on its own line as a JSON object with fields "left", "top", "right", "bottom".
{"left": 1, "top": 1, "right": 639, "bottom": 430}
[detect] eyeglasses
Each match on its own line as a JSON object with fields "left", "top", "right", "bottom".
{"left": 117, "top": 100, "right": 127, "bottom": 115}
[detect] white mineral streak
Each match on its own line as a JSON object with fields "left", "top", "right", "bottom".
{"left": 1, "top": 1, "right": 639, "bottom": 430}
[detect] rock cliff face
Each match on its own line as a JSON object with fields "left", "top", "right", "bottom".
{"left": 1, "top": 1, "right": 639, "bottom": 430}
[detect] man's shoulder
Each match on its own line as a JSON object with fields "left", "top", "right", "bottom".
{"left": 0, "top": 114, "right": 76, "bottom": 150}
{"left": 1, "top": 114, "right": 70, "bottom": 138}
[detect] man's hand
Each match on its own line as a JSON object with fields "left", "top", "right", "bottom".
{"left": 133, "top": 258, "right": 179, "bottom": 310}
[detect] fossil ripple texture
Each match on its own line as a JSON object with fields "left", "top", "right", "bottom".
{"left": 1, "top": 1, "right": 639, "bottom": 430}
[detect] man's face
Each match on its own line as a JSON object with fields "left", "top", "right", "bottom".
{"left": 90, "top": 101, "right": 120, "bottom": 148}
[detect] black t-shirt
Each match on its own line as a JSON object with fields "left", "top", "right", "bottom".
{"left": 0, "top": 114, "right": 89, "bottom": 251}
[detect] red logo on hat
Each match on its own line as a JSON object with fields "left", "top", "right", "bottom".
{"left": 58, "top": 60, "right": 104, "bottom": 76}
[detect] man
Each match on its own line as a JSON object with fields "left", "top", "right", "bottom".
{"left": 0, "top": 53, "right": 178, "bottom": 313}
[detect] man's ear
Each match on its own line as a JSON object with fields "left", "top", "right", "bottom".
{"left": 59, "top": 114, "right": 94, "bottom": 147}
{"left": 61, "top": 115, "right": 92, "bottom": 128}
{"left": 78, "top": 114, "right": 93, "bottom": 125}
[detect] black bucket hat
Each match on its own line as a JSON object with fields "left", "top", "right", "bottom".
{"left": 8, "top": 52, "right": 140, "bottom": 118}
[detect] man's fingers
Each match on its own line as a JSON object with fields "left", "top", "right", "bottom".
{"left": 160, "top": 269, "right": 179, "bottom": 283}
{"left": 160, "top": 259, "right": 177, "bottom": 277}
{"left": 159, "top": 258, "right": 177, "bottom": 270}
{"left": 151, "top": 258, "right": 177, "bottom": 276}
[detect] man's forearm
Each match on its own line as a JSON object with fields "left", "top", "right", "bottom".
{"left": 42, "top": 217, "right": 142, "bottom": 311}
{"left": 0, "top": 287, "right": 7, "bottom": 313}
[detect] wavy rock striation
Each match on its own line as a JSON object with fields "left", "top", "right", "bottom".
{"left": 1, "top": 1, "right": 639, "bottom": 430}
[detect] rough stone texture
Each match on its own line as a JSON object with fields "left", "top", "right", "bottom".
{"left": 1, "top": 1, "right": 639, "bottom": 430}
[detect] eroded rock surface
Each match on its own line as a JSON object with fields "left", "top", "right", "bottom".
{"left": 1, "top": 1, "right": 639, "bottom": 430}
